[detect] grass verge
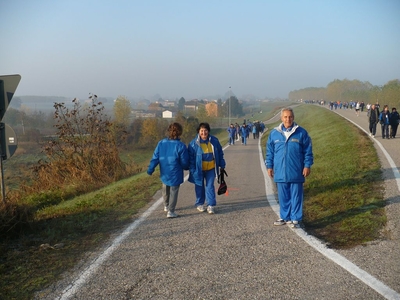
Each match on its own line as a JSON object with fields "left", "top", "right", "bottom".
{"left": 0, "top": 172, "right": 162, "bottom": 300}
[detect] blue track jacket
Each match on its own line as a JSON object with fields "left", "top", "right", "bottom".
{"left": 147, "top": 138, "right": 189, "bottom": 186}
{"left": 188, "top": 134, "right": 226, "bottom": 186}
{"left": 265, "top": 123, "right": 313, "bottom": 183}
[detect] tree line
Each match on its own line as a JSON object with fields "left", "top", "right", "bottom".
{"left": 289, "top": 79, "right": 400, "bottom": 109}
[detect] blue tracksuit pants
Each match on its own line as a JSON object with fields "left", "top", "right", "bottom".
{"left": 276, "top": 182, "right": 304, "bottom": 221}
{"left": 195, "top": 169, "right": 216, "bottom": 207}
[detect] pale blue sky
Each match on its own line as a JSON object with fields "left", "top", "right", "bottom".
{"left": 1, "top": 0, "right": 399, "bottom": 100}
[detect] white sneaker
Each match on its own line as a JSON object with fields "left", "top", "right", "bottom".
{"left": 197, "top": 206, "right": 205, "bottom": 212}
{"left": 207, "top": 206, "right": 215, "bottom": 214}
{"left": 274, "top": 219, "right": 286, "bottom": 226}
{"left": 167, "top": 211, "right": 178, "bottom": 218}
{"left": 289, "top": 221, "right": 300, "bottom": 228}
{"left": 164, "top": 206, "right": 168, "bottom": 212}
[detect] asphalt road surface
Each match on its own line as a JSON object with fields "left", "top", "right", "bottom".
{"left": 38, "top": 105, "right": 400, "bottom": 300}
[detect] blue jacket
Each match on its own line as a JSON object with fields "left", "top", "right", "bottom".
{"left": 227, "top": 126, "right": 236, "bottom": 137}
{"left": 265, "top": 123, "right": 313, "bottom": 183}
{"left": 379, "top": 111, "right": 390, "bottom": 125}
{"left": 188, "top": 134, "right": 226, "bottom": 186}
{"left": 147, "top": 138, "right": 189, "bottom": 186}
{"left": 240, "top": 125, "right": 249, "bottom": 136}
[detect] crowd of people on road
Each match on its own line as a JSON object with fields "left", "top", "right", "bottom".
{"left": 328, "top": 100, "right": 365, "bottom": 111}
{"left": 368, "top": 104, "right": 400, "bottom": 139}
{"left": 324, "top": 100, "right": 400, "bottom": 139}
{"left": 227, "top": 121, "right": 265, "bottom": 145}
{"left": 147, "top": 108, "right": 313, "bottom": 232}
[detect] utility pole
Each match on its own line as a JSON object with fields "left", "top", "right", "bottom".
{"left": 228, "top": 86, "right": 231, "bottom": 126}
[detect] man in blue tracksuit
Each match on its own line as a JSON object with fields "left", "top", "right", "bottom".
{"left": 265, "top": 108, "right": 314, "bottom": 228}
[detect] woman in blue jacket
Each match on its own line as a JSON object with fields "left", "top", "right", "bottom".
{"left": 147, "top": 122, "right": 189, "bottom": 218}
{"left": 188, "top": 122, "right": 226, "bottom": 214}
{"left": 379, "top": 105, "right": 390, "bottom": 139}
{"left": 265, "top": 108, "right": 313, "bottom": 228}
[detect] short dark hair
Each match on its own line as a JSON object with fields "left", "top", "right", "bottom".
{"left": 197, "top": 122, "right": 211, "bottom": 133}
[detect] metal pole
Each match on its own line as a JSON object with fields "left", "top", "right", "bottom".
{"left": 0, "top": 155, "right": 5, "bottom": 204}
{"left": 228, "top": 86, "right": 231, "bottom": 126}
{"left": 0, "top": 123, "right": 5, "bottom": 204}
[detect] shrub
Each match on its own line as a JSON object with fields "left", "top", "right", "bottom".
{"left": 27, "top": 95, "right": 129, "bottom": 193}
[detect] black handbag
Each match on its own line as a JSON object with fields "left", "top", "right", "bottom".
{"left": 217, "top": 169, "right": 228, "bottom": 195}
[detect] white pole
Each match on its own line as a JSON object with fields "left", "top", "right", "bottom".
{"left": 228, "top": 86, "right": 231, "bottom": 126}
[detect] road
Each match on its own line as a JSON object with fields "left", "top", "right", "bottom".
{"left": 38, "top": 105, "right": 400, "bottom": 300}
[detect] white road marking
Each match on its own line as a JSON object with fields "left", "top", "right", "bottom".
{"left": 258, "top": 131, "right": 400, "bottom": 300}
{"left": 58, "top": 196, "right": 164, "bottom": 299}
{"left": 334, "top": 112, "right": 400, "bottom": 192}
{"left": 58, "top": 172, "right": 190, "bottom": 299}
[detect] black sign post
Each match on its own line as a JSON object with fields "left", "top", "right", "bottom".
{"left": 0, "top": 74, "right": 21, "bottom": 204}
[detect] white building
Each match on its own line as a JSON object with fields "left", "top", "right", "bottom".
{"left": 162, "top": 110, "right": 175, "bottom": 118}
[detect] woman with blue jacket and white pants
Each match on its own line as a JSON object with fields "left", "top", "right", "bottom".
{"left": 147, "top": 122, "right": 189, "bottom": 218}
{"left": 188, "top": 122, "right": 226, "bottom": 214}
{"left": 266, "top": 108, "right": 314, "bottom": 228}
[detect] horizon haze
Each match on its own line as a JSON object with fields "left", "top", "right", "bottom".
{"left": 1, "top": 1, "right": 399, "bottom": 101}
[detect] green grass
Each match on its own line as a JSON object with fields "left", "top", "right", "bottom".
{"left": 0, "top": 172, "right": 162, "bottom": 300}
{"left": 261, "top": 104, "right": 386, "bottom": 248}
{"left": 1, "top": 102, "right": 388, "bottom": 299}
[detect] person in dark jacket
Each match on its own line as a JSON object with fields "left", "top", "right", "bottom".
{"left": 379, "top": 105, "right": 390, "bottom": 139}
{"left": 389, "top": 107, "right": 399, "bottom": 138}
{"left": 265, "top": 108, "right": 314, "bottom": 228}
{"left": 188, "top": 122, "right": 226, "bottom": 214}
{"left": 147, "top": 122, "right": 189, "bottom": 218}
{"left": 368, "top": 104, "right": 380, "bottom": 138}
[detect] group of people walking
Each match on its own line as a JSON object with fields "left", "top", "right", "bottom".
{"left": 147, "top": 122, "right": 226, "bottom": 218}
{"left": 368, "top": 104, "right": 400, "bottom": 138}
{"left": 227, "top": 121, "right": 265, "bottom": 145}
{"left": 147, "top": 107, "right": 314, "bottom": 231}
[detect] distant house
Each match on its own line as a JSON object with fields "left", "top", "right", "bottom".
{"left": 162, "top": 110, "right": 176, "bottom": 118}
{"left": 132, "top": 110, "right": 157, "bottom": 118}
{"left": 161, "top": 100, "right": 176, "bottom": 108}
{"left": 184, "top": 99, "right": 198, "bottom": 111}
{"left": 148, "top": 102, "right": 164, "bottom": 112}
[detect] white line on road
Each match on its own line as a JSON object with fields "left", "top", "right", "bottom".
{"left": 57, "top": 172, "right": 190, "bottom": 300}
{"left": 258, "top": 132, "right": 400, "bottom": 300}
{"left": 57, "top": 197, "right": 164, "bottom": 300}
{"left": 333, "top": 111, "right": 400, "bottom": 192}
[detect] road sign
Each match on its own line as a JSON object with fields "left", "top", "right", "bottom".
{"left": 0, "top": 123, "right": 18, "bottom": 160}
{"left": 0, "top": 74, "right": 21, "bottom": 121}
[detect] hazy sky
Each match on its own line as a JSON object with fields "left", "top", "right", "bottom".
{"left": 1, "top": 0, "right": 399, "bottom": 100}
